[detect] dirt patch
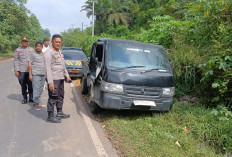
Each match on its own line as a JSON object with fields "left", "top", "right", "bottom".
{"left": 0, "top": 57, "right": 12, "bottom": 62}
{"left": 74, "top": 79, "right": 81, "bottom": 91}
{"left": 73, "top": 79, "right": 87, "bottom": 100}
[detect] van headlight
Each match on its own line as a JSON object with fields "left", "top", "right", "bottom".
{"left": 101, "top": 81, "right": 123, "bottom": 94}
{"left": 162, "top": 87, "right": 175, "bottom": 97}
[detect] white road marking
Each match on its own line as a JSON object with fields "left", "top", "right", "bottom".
{"left": 71, "top": 83, "right": 108, "bottom": 157}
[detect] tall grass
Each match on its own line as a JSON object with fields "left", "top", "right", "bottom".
{"left": 96, "top": 103, "right": 231, "bottom": 156}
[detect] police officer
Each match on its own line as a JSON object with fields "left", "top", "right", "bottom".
{"left": 44, "top": 34, "right": 71, "bottom": 123}
{"left": 14, "top": 36, "right": 34, "bottom": 104}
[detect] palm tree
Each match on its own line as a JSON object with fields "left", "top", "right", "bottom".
{"left": 81, "top": 1, "right": 93, "bottom": 19}
{"left": 106, "top": 0, "right": 132, "bottom": 27}
{"left": 81, "top": 0, "right": 133, "bottom": 28}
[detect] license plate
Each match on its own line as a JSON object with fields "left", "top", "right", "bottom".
{"left": 133, "top": 100, "right": 156, "bottom": 106}
{"left": 69, "top": 70, "right": 79, "bottom": 73}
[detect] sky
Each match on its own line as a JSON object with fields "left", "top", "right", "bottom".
{"left": 25, "top": 0, "right": 91, "bottom": 36}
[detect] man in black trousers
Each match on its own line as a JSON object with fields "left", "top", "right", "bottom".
{"left": 44, "top": 34, "right": 72, "bottom": 123}
{"left": 14, "top": 36, "right": 34, "bottom": 104}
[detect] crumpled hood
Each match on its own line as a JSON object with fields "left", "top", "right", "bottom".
{"left": 104, "top": 70, "right": 174, "bottom": 87}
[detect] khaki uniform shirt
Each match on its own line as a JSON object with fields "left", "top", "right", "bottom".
{"left": 14, "top": 47, "right": 34, "bottom": 72}
{"left": 44, "top": 47, "right": 69, "bottom": 84}
{"left": 29, "top": 51, "right": 45, "bottom": 76}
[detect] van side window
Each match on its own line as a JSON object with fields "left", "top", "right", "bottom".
{"left": 95, "top": 44, "right": 103, "bottom": 62}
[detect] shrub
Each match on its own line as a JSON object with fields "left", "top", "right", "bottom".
{"left": 200, "top": 55, "right": 232, "bottom": 107}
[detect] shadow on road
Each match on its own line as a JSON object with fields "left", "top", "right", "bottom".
{"left": 70, "top": 96, "right": 82, "bottom": 118}
{"left": 7, "top": 93, "right": 48, "bottom": 121}
{"left": 71, "top": 84, "right": 98, "bottom": 122}
{"left": 27, "top": 103, "right": 48, "bottom": 121}
{"left": 7, "top": 94, "right": 22, "bottom": 103}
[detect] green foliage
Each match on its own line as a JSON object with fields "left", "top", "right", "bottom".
{"left": 184, "top": 0, "right": 232, "bottom": 54}
{"left": 134, "top": 15, "right": 187, "bottom": 48}
{"left": 82, "top": 0, "right": 132, "bottom": 34}
{"left": 211, "top": 106, "right": 232, "bottom": 121}
{"left": 42, "top": 28, "right": 51, "bottom": 39}
{"left": 0, "top": 0, "right": 49, "bottom": 53}
{"left": 22, "top": 14, "right": 45, "bottom": 46}
{"left": 200, "top": 55, "right": 232, "bottom": 107}
{"left": 0, "top": 0, "right": 27, "bottom": 52}
{"left": 105, "top": 24, "right": 131, "bottom": 39}
{"left": 62, "top": 0, "right": 232, "bottom": 154}
{"left": 97, "top": 103, "right": 232, "bottom": 156}
{"left": 168, "top": 47, "right": 203, "bottom": 98}
{"left": 79, "top": 0, "right": 232, "bottom": 107}
{"left": 61, "top": 27, "right": 98, "bottom": 57}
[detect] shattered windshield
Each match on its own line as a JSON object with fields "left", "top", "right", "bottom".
{"left": 107, "top": 42, "right": 171, "bottom": 72}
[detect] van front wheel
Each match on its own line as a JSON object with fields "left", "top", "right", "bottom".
{"left": 90, "top": 101, "right": 102, "bottom": 114}
{"left": 81, "top": 77, "right": 88, "bottom": 94}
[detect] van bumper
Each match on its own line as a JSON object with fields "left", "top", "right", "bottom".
{"left": 100, "top": 92, "right": 173, "bottom": 111}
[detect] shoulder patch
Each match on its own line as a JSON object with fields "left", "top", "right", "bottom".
{"left": 15, "top": 48, "right": 20, "bottom": 53}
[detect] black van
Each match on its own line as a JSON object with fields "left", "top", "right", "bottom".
{"left": 82, "top": 38, "right": 174, "bottom": 113}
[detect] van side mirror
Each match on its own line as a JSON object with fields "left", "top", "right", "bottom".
{"left": 170, "top": 62, "right": 173, "bottom": 69}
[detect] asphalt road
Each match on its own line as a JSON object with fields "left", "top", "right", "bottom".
{"left": 0, "top": 59, "right": 117, "bottom": 157}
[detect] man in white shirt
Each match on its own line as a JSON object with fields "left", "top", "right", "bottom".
{"left": 42, "top": 38, "right": 50, "bottom": 53}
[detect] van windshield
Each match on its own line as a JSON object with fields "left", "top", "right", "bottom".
{"left": 107, "top": 42, "right": 170, "bottom": 72}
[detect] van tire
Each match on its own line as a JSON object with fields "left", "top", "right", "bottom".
{"left": 87, "top": 84, "right": 102, "bottom": 114}
{"left": 81, "top": 77, "right": 88, "bottom": 94}
{"left": 89, "top": 101, "right": 102, "bottom": 114}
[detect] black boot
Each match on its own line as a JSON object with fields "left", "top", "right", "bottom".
{"left": 22, "top": 99, "right": 27, "bottom": 104}
{"left": 22, "top": 95, "right": 27, "bottom": 104}
{"left": 56, "top": 108, "right": 70, "bottom": 119}
{"left": 47, "top": 111, "right": 61, "bottom": 123}
{"left": 29, "top": 94, "right": 33, "bottom": 102}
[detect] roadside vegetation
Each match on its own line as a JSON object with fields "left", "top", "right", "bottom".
{"left": 69, "top": 0, "right": 232, "bottom": 156}
{"left": 0, "top": 52, "right": 14, "bottom": 59}
{"left": 0, "top": 0, "right": 50, "bottom": 54}
{"left": 75, "top": 79, "right": 232, "bottom": 156}
{"left": 96, "top": 103, "right": 231, "bottom": 156}
{"left": 1, "top": 0, "right": 231, "bottom": 156}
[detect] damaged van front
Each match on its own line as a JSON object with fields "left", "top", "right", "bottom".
{"left": 82, "top": 38, "right": 174, "bottom": 113}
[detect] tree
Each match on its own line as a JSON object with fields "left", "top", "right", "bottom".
{"left": 105, "top": 0, "right": 132, "bottom": 27}
{"left": 0, "top": 0, "right": 48, "bottom": 52}
{"left": 0, "top": 0, "right": 28, "bottom": 52}
{"left": 22, "top": 13, "right": 45, "bottom": 45}
{"left": 43, "top": 28, "right": 51, "bottom": 38}
{"left": 82, "top": 0, "right": 133, "bottom": 34}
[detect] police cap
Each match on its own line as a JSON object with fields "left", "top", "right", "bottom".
{"left": 21, "top": 36, "right": 29, "bottom": 41}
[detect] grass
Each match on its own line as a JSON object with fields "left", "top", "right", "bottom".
{"left": 95, "top": 103, "right": 232, "bottom": 157}
{"left": 0, "top": 52, "right": 14, "bottom": 59}
{"left": 74, "top": 80, "right": 231, "bottom": 156}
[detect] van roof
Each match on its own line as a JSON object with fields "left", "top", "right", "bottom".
{"left": 98, "top": 38, "right": 164, "bottom": 49}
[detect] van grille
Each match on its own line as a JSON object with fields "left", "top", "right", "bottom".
{"left": 124, "top": 85, "right": 161, "bottom": 97}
